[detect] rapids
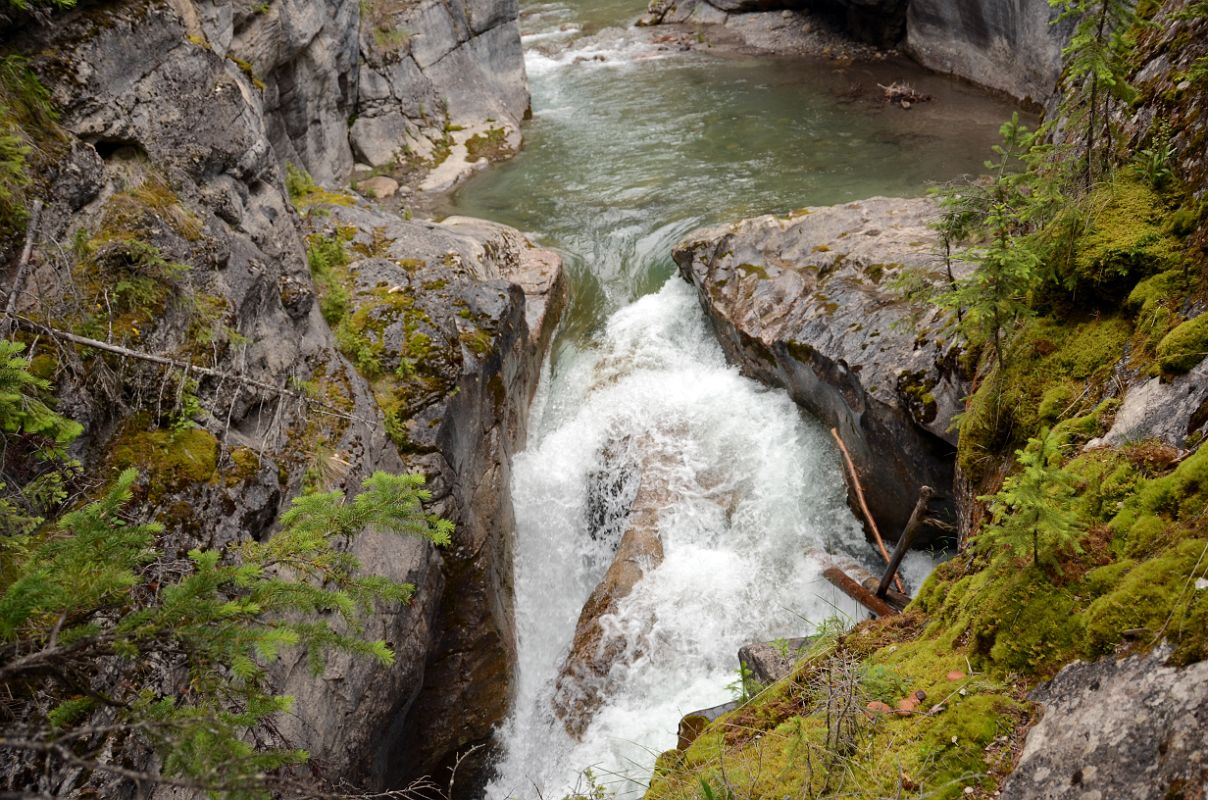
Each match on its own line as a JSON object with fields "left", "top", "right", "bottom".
{"left": 442, "top": 4, "right": 1022, "bottom": 797}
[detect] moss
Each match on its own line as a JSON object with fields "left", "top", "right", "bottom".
{"left": 1082, "top": 538, "right": 1208, "bottom": 661}
{"left": 460, "top": 328, "right": 493, "bottom": 356}
{"left": 285, "top": 164, "right": 355, "bottom": 211}
{"left": 736, "top": 262, "right": 768, "bottom": 280}
{"left": 1155, "top": 312, "right": 1208, "bottom": 373}
{"left": 1067, "top": 177, "right": 1182, "bottom": 297}
{"left": 464, "top": 127, "right": 511, "bottom": 163}
{"left": 957, "top": 317, "right": 1129, "bottom": 478}
{"left": 110, "top": 425, "right": 219, "bottom": 502}
{"left": 226, "top": 54, "right": 266, "bottom": 91}
{"left": 227, "top": 447, "right": 261, "bottom": 484}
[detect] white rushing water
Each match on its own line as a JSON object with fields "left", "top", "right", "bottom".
{"left": 456, "top": 3, "right": 1014, "bottom": 797}
{"left": 487, "top": 280, "right": 871, "bottom": 800}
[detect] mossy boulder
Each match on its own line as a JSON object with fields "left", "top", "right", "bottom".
{"left": 1065, "top": 178, "right": 1181, "bottom": 299}
{"left": 1155, "top": 312, "right": 1208, "bottom": 374}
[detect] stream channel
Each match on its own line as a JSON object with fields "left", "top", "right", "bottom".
{"left": 442, "top": 3, "right": 1020, "bottom": 797}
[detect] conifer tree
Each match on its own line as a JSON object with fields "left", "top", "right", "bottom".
{"left": 938, "top": 115, "right": 1044, "bottom": 372}
{"left": 0, "top": 340, "right": 452, "bottom": 798}
{"left": 1050, "top": 0, "right": 1139, "bottom": 190}
{"left": 980, "top": 429, "right": 1083, "bottom": 568}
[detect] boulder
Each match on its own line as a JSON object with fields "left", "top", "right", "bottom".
{"left": 738, "top": 637, "right": 816, "bottom": 686}
{"left": 1000, "top": 646, "right": 1208, "bottom": 800}
{"left": 1089, "top": 342, "right": 1208, "bottom": 451}
{"left": 674, "top": 197, "right": 965, "bottom": 545}
{"left": 552, "top": 445, "right": 672, "bottom": 738}
{"left": 357, "top": 175, "right": 401, "bottom": 198}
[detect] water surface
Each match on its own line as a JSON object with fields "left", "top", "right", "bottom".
{"left": 444, "top": 6, "right": 1021, "bottom": 798}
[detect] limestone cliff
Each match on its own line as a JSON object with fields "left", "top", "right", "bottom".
{"left": 0, "top": 0, "right": 554, "bottom": 792}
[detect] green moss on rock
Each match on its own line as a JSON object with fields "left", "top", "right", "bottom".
{"left": 1155, "top": 312, "right": 1208, "bottom": 373}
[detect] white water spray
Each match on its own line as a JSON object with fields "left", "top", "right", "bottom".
{"left": 486, "top": 280, "right": 870, "bottom": 800}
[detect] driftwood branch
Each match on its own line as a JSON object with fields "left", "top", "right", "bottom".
{"left": 2, "top": 199, "right": 43, "bottom": 336}
{"left": 821, "top": 565, "right": 898, "bottom": 618}
{"left": 829, "top": 428, "right": 906, "bottom": 595}
{"left": 877, "top": 486, "right": 935, "bottom": 599}
{"left": 11, "top": 316, "right": 377, "bottom": 428}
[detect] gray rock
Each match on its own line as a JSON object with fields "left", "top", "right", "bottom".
{"left": 307, "top": 203, "right": 566, "bottom": 785}
{"left": 1001, "top": 646, "right": 1208, "bottom": 800}
{"left": 674, "top": 197, "right": 965, "bottom": 545}
{"left": 352, "top": 0, "right": 529, "bottom": 187}
{"left": 905, "top": 0, "right": 1067, "bottom": 104}
{"left": 357, "top": 174, "right": 401, "bottom": 197}
{"left": 1089, "top": 358, "right": 1208, "bottom": 450}
{"left": 13, "top": 0, "right": 546, "bottom": 791}
{"left": 739, "top": 637, "right": 816, "bottom": 686}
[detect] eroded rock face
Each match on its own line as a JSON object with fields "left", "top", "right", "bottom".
{"left": 9, "top": 0, "right": 549, "bottom": 791}
{"left": 1001, "top": 647, "right": 1208, "bottom": 800}
{"left": 301, "top": 203, "right": 567, "bottom": 785}
{"left": 352, "top": 0, "right": 529, "bottom": 186}
{"left": 674, "top": 197, "right": 963, "bottom": 545}
{"left": 904, "top": 0, "right": 1066, "bottom": 104}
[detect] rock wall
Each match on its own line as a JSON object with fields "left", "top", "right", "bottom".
{"left": 644, "top": 0, "right": 1066, "bottom": 103}
{"left": 674, "top": 197, "right": 964, "bottom": 545}
{"left": 904, "top": 0, "right": 1067, "bottom": 104}
{"left": 4, "top": 0, "right": 550, "bottom": 791}
{"left": 352, "top": 0, "right": 530, "bottom": 188}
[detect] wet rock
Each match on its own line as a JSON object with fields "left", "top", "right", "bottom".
{"left": 307, "top": 202, "right": 566, "bottom": 786}
{"left": 739, "top": 637, "right": 815, "bottom": 686}
{"left": 904, "top": 0, "right": 1068, "bottom": 104}
{"left": 1000, "top": 646, "right": 1208, "bottom": 800}
{"left": 674, "top": 197, "right": 964, "bottom": 545}
{"left": 553, "top": 451, "right": 672, "bottom": 738}
{"left": 677, "top": 701, "right": 742, "bottom": 749}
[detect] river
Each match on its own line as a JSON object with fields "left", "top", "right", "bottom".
{"left": 442, "top": 3, "right": 1019, "bottom": 797}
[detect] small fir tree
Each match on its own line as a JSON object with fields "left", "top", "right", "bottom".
{"left": 0, "top": 340, "right": 452, "bottom": 797}
{"left": 980, "top": 429, "right": 1084, "bottom": 567}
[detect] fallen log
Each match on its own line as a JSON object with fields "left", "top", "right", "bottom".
{"left": 830, "top": 428, "right": 906, "bottom": 595}
{"left": 822, "top": 565, "right": 898, "bottom": 618}
{"left": 877, "top": 486, "right": 935, "bottom": 599}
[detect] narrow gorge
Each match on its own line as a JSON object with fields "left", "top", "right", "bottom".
{"left": 1, "top": 1, "right": 1205, "bottom": 800}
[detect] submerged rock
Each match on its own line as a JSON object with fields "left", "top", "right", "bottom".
{"left": 1000, "top": 646, "right": 1208, "bottom": 800}
{"left": 674, "top": 197, "right": 964, "bottom": 545}
{"left": 552, "top": 444, "right": 672, "bottom": 738}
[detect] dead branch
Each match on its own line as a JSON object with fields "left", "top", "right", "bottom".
{"left": 11, "top": 316, "right": 377, "bottom": 428}
{"left": 877, "top": 486, "right": 934, "bottom": 599}
{"left": 829, "top": 428, "right": 906, "bottom": 595}
{"left": 877, "top": 82, "right": 932, "bottom": 109}
{"left": 821, "top": 566, "right": 897, "bottom": 618}
{"left": 2, "top": 199, "right": 43, "bottom": 337}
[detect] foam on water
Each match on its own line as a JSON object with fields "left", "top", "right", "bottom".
{"left": 486, "top": 280, "right": 867, "bottom": 800}
{"left": 445, "top": 2, "right": 1023, "bottom": 796}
